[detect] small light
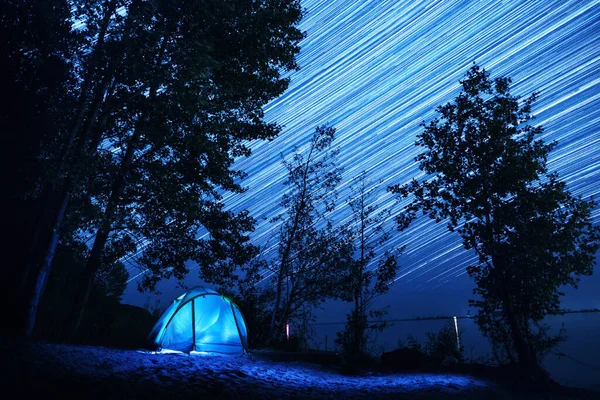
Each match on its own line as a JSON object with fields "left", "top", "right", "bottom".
{"left": 286, "top": 323, "right": 290, "bottom": 340}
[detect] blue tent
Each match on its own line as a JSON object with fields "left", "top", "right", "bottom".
{"left": 147, "top": 287, "right": 248, "bottom": 355}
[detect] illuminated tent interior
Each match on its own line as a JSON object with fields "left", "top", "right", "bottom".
{"left": 147, "top": 287, "right": 248, "bottom": 355}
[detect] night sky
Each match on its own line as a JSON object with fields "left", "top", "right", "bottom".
{"left": 123, "top": 0, "right": 600, "bottom": 317}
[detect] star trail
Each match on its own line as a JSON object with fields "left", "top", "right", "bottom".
{"left": 126, "top": 1, "right": 600, "bottom": 299}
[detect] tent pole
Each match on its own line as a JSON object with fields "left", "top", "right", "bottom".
{"left": 230, "top": 302, "right": 246, "bottom": 355}
{"left": 192, "top": 299, "right": 196, "bottom": 352}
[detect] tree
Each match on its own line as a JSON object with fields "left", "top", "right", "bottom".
{"left": 335, "top": 172, "right": 402, "bottom": 356}
{"left": 62, "top": 0, "right": 305, "bottom": 336}
{"left": 268, "top": 125, "right": 343, "bottom": 342}
{"left": 16, "top": 0, "right": 169, "bottom": 338}
{"left": 9, "top": 0, "right": 305, "bottom": 338}
{"left": 389, "top": 65, "right": 600, "bottom": 377}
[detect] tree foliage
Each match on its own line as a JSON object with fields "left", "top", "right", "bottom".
{"left": 5, "top": 0, "right": 304, "bottom": 338}
{"left": 389, "top": 64, "right": 600, "bottom": 372}
{"left": 63, "top": 0, "right": 305, "bottom": 335}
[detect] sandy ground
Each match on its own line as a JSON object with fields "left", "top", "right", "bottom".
{"left": 2, "top": 337, "right": 598, "bottom": 399}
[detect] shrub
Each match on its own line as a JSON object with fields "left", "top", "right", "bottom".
{"left": 423, "top": 320, "right": 463, "bottom": 362}
{"left": 397, "top": 320, "right": 463, "bottom": 364}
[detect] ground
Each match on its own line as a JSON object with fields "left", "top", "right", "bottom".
{"left": 2, "top": 337, "right": 598, "bottom": 399}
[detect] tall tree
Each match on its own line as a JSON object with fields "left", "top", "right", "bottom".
{"left": 18, "top": 0, "right": 156, "bottom": 337}
{"left": 268, "top": 126, "right": 343, "bottom": 341}
{"left": 8, "top": 0, "right": 304, "bottom": 337}
{"left": 63, "top": 0, "right": 305, "bottom": 335}
{"left": 335, "top": 172, "right": 402, "bottom": 356}
{"left": 389, "top": 65, "right": 600, "bottom": 377}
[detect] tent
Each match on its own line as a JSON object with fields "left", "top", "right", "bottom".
{"left": 147, "top": 287, "right": 248, "bottom": 355}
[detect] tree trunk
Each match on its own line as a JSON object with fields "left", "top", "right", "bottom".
{"left": 20, "top": 187, "right": 58, "bottom": 293}
{"left": 269, "top": 143, "right": 317, "bottom": 340}
{"left": 64, "top": 21, "right": 170, "bottom": 338}
{"left": 20, "top": 0, "right": 118, "bottom": 337}
{"left": 57, "top": 0, "right": 117, "bottom": 168}
{"left": 23, "top": 0, "right": 116, "bottom": 271}
{"left": 24, "top": 190, "right": 70, "bottom": 338}
{"left": 270, "top": 261, "right": 287, "bottom": 341}
{"left": 23, "top": 79, "right": 111, "bottom": 338}
{"left": 500, "top": 292, "right": 534, "bottom": 368}
{"left": 352, "top": 299, "right": 360, "bottom": 354}
{"left": 64, "top": 126, "right": 138, "bottom": 337}
{"left": 488, "top": 254, "right": 534, "bottom": 370}
{"left": 64, "top": 202, "right": 114, "bottom": 337}
{"left": 482, "top": 168, "right": 537, "bottom": 372}
{"left": 353, "top": 193, "right": 366, "bottom": 355}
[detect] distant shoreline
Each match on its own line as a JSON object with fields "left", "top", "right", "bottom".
{"left": 312, "top": 309, "right": 600, "bottom": 326}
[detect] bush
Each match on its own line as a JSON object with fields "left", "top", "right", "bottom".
{"left": 381, "top": 347, "right": 430, "bottom": 369}
{"left": 395, "top": 320, "right": 463, "bottom": 366}
{"left": 423, "top": 320, "right": 464, "bottom": 363}
{"left": 77, "top": 296, "right": 158, "bottom": 349}
{"left": 397, "top": 334, "right": 423, "bottom": 353}
{"left": 34, "top": 241, "right": 158, "bottom": 348}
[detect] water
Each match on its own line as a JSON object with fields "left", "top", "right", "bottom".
{"left": 310, "top": 312, "right": 600, "bottom": 388}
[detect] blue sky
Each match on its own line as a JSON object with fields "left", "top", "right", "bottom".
{"left": 123, "top": 0, "right": 600, "bottom": 316}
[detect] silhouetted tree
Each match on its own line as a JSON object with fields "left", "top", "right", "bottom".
{"left": 62, "top": 0, "right": 305, "bottom": 336}
{"left": 268, "top": 126, "right": 343, "bottom": 342}
{"left": 335, "top": 172, "right": 402, "bottom": 356}
{"left": 6, "top": 0, "right": 304, "bottom": 338}
{"left": 389, "top": 65, "right": 600, "bottom": 378}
